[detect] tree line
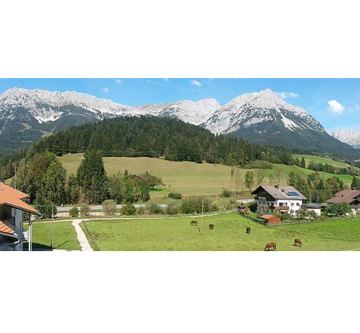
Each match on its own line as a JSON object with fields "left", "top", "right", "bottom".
{"left": 11, "top": 151, "right": 163, "bottom": 216}
{"left": 0, "top": 116, "right": 299, "bottom": 182}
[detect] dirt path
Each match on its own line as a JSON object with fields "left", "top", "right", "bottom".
{"left": 71, "top": 219, "right": 93, "bottom": 251}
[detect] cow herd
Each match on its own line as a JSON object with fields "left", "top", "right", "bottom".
{"left": 190, "top": 220, "right": 303, "bottom": 251}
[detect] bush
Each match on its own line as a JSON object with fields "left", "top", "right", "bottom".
{"left": 120, "top": 204, "right": 136, "bottom": 216}
{"left": 221, "top": 189, "right": 231, "bottom": 198}
{"left": 181, "top": 197, "right": 211, "bottom": 214}
{"left": 137, "top": 206, "right": 146, "bottom": 215}
{"left": 69, "top": 206, "right": 79, "bottom": 218}
{"left": 166, "top": 202, "right": 180, "bottom": 215}
{"left": 79, "top": 203, "right": 90, "bottom": 217}
{"left": 168, "top": 192, "right": 182, "bottom": 200}
{"left": 326, "top": 203, "right": 350, "bottom": 216}
{"left": 210, "top": 203, "right": 220, "bottom": 212}
{"left": 150, "top": 203, "right": 164, "bottom": 215}
{"left": 102, "top": 199, "right": 117, "bottom": 216}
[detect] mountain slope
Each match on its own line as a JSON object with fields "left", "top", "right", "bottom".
{"left": 204, "top": 89, "right": 357, "bottom": 158}
{"left": 329, "top": 129, "right": 360, "bottom": 149}
{"left": 0, "top": 88, "right": 220, "bottom": 155}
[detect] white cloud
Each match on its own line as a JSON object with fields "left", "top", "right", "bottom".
{"left": 102, "top": 87, "right": 110, "bottom": 94}
{"left": 276, "top": 91, "right": 300, "bottom": 99}
{"left": 190, "top": 79, "right": 202, "bottom": 87}
{"left": 115, "top": 79, "right": 122, "bottom": 84}
{"left": 327, "top": 100, "right": 345, "bottom": 114}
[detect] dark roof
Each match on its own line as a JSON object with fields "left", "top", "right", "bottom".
{"left": 326, "top": 190, "right": 360, "bottom": 205}
{"left": 252, "top": 185, "right": 307, "bottom": 200}
{"left": 302, "top": 203, "right": 324, "bottom": 209}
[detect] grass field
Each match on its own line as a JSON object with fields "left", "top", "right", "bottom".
{"left": 58, "top": 154, "right": 358, "bottom": 199}
{"left": 23, "top": 222, "right": 81, "bottom": 251}
{"left": 81, "top": 212, "right": 360, "bottom": 251}
{"left": 292, "top": 153, "right": 354, "bottom": 169}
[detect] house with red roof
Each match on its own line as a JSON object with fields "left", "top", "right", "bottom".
{"left": 0, "top": 182, "right": 41, "bottom": 251}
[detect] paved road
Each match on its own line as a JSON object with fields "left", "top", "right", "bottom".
{"left": 57, "top": 203, "right": 168, "bottom": 212}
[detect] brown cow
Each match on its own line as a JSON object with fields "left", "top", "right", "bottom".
{"left": 294, "top": 239, "right": 302, "bottom": 247}
{"left": 264, "top": 243, "right": 277, "bottom": 251}
{"left": 209, "top": 224, "right": 214, "bottom": 230}
{"left": 190, "top": 220, "right": 198, "bottom": 226}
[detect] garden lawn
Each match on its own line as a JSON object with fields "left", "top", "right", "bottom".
{"left": 81, "top": 212, "right": 360, "bottom": 251}
{"left": 23, "top": 222, "right": 81, "bottom": 251}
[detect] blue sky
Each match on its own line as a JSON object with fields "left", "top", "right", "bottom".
{"left": 1, "top": 78, "right": 360, "bottom": 131}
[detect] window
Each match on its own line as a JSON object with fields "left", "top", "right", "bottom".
{"left": 291, "top": 203, "right": 294, "bottom": 206}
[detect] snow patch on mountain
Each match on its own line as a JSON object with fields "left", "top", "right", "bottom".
{"left": 204, "top": 89, "right": 325, "bottom": 135}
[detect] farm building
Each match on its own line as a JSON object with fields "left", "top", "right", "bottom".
{"left": 0, "top": 182, "right": 40, "bottom": 251}
{"left": 326, "top": 190, "right": 360, "bottom": 214}
{"left": 302, "top": 203, "right": 324, "bottom": 216}
{"left": 260, "top": 214, "right": 281, "bottom": 225}
{"left": 252, "top": 185, "right": 306, "bottom": 216}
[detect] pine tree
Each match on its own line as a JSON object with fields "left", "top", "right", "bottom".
{"left": 77, "top": 151, "right": 108, "bottom": 204}
{"left": 300, "top": 157, "right": 306, "bottom": 168}
{"left": 351, "top": 176, "right": 360, "bottom": 190}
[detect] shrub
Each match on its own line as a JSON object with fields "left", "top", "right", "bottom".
{"left": 150, "top": 203, "right": 164, "bottom": 215}
{"left": 248, "top": 202, "right": 257, "bottom": 213}
{"left": 102, "top": 199, "right": 117, "bottom": 216}
{"left": 221, "top": 189, "right": 231, "bottom": 198}
{"left": 137, "top": 206, "right": 146, "bottom": 215}
{"left": 166, "top": 202, "right": 180, "bottom": 215}
{"left": 69, "top": 206, "right": 79, "bottom": 218}
{"left": 326, "top": 203, "right": 350, "bottom": 216}
{"left": 181, "top": 197, "right": 211, "bottom": 214}
{"left": 168, "top": 192, "right": 182, "bottom": 200}
{"left": 210, "top": 203, "right": 220, "bottom": 212}
{"left": 79, "top": 203, "right": 90, "bottom": 217}
{"left": 120, "top": 204, "right": 136, "bottom": 215}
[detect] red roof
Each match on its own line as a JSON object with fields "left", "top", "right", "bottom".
{"left": 0, "top": 182, "right": 40, "bottom": 215}
{"left": 0, "top": 220, "right": 15, "bottom": 235}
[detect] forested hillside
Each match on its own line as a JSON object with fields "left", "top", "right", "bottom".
{"left": 16, "top": 116, "right": 293, "bottom": 166}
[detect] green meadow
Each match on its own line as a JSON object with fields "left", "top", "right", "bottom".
{"left": 58, "top": 154, "right": 358, "bottom": 199}
{"left": 80, "top": 212, "right": 360, "bottom": 251}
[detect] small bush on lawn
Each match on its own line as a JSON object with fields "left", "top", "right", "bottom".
{"left": 80, "top": 203, "right": 90, "bottom": 217}
{"left": 70, "top": 206, "right": 79, "bottom": 218}
{"left": 150, "top": 203, "right": 164, "bottom": 215}
{"left": 168, "top": 192, "right": 182, "bottom": 200}
{"left": 221, "top": 189, "right": 231, "bottom": 198}
{"left": 166, "top": 202, "right": 180, "bottom": 215}
{"left": 102, "top": 200, "right": 117, "bottom": 216}
{"left": 120, "top": 204, "right": 136, "bottom": 216}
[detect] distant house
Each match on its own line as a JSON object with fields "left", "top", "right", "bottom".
{"left": 326, "top": 190, "right": 360, "bottom": 213}
{"left": 0, "top": 182, "right": 40, "bottom": 251}
{"left": 251, "top": 185, "right": 307, "bottom": 216}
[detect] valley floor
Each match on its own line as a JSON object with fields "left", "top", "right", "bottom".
{"left": 26, "top": 212, "right": 360, "bottom": 251}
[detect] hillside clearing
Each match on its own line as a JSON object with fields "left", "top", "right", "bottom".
{"left": 58, "top": 154, "right": 358, "bottom": 199}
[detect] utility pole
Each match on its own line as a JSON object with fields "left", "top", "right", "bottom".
{"left": 200, "top": 198, "right": 204, "bottom": 234}
{"left": 51, "top": 204, "right": 54, "bottom": 249}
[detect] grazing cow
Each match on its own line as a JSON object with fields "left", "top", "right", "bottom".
{"left": 191, "top": 220, "right": 198, "bottom": 226}
{"left": 264, "top": 243, "right": 277, "bottom": 251}
{"left": 294, "top": 238, "right": 302, "bottom": 247}
{"left": 246, "top": 227, "right": 251, "bottom": 234}
{"left": 209, "top": 224, "right": 214, "bottom": 230}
